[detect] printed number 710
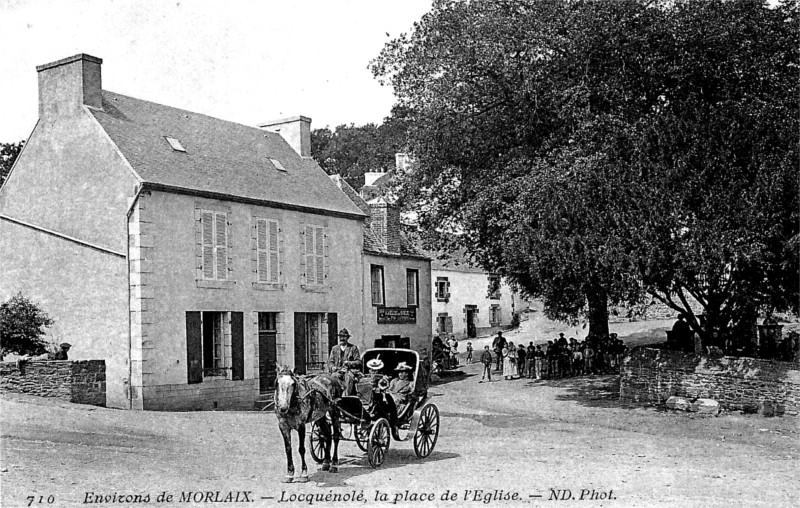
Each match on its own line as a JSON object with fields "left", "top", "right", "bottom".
{"left": 27, "top": 496, "right": 55, "bottom": 507}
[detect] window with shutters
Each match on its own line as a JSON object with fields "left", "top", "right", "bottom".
{"left": 201, "top": 210, "right": 229, "bottom": 281}
{"left": 490, "top": 305, "right": 502, "bottom": 326}
{"left": 303, "top": 224, "right": 326, "bottom": 287}
{"left": 371, "top": 265, "right": 385, "bottom": 306}
{"left": 406, "top": 269, "right": 419, "bottom": 307}
{"left": 435, "top": 277, "right": 450, "bottom": 302}
{"left": 202, "top": 311, "right": 228, "bottom": 377}
{"left": 255, "top": 218, "right": 280, "bottom": 283}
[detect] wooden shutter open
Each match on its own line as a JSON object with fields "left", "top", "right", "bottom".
{"left": 294, "top": 313, "right": 307, "bottom": 375}
{"left": 231, "top": 312, "right": 244, "bottom": 381}
{"left": 257, "top": 219, "right": 268, "bottom": 282}
{"left": 446, "top": 316, "right": 454, "bottom": 334}
{"left": 304, "top": 226, "right": 315, "bottom": 284}
{"left": 186, "top": 312, "right": 203, "bottom": 384}
{"left": 327, "top": 313, "right": 338, "bottom": 361}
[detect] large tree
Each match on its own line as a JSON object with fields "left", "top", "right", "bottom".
{"left": 1, "top": 140, "right": 25, "bottom": 187}
{"left": 372, "top": 0, "right": 798, "bottom": 339}
{"left": 311, "top": 109, "right": 410, "bottom": 189}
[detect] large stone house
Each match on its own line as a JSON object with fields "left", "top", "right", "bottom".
{"left": 0, "top": 54, "right": 368, "bottom": 410}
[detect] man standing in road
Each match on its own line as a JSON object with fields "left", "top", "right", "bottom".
{"left": 328, "top": 328, "right": 361, "bottom": 395}
{"left": 492, "top": 331, "right": 507, "bottom": 372}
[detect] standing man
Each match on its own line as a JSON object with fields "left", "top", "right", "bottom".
{"left": 492, "top": 331, "right": 507, "bottom": 372}
{"left": 328, "top": 328, "right": 361, "bottom": 395}
{"left": 479, "top": 345, "right": 493, "bottom": 383}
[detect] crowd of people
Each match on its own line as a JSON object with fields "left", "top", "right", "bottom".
{"left": 477, "top": 330, "right": 629, "bottom": 382}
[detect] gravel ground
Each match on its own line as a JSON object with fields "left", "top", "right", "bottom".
{"left": 1, "top": 315, "right": 798, "bottom": 508}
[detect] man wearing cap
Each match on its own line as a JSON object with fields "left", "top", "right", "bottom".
{"left": 328, "top": 328, "right": 361, "bottom": 395}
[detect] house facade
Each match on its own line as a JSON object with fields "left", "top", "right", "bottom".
{"left": 431, "top": 259, "right": 526, "bottom": 339}
{"left": 0, "top": 54, "right": 367, "bottom": 410}
{"left": 329, "top": 175, "right": 432, "bottom": 353}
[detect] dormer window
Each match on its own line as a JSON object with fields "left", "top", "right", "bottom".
{"left": 165, "top": 136, "right": 186, "bottom": 152}
{"left": 269, "top": 158, "right": 286, "bottom": 172}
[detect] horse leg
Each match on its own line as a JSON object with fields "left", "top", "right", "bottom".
{"left": 329, "top": 410, "right": 341, "bottom": 473}
{"left": 319, "top": 418, "right": 332, "bottom": 471}
{"left": 279, "top": 425, "right": 294, "bottom": 483}
{"left": 297, "top": 425, "right": 309, "bottom": 483}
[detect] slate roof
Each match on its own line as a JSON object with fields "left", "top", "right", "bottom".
{"left": 328, "top": 174, "right": 428, "bottom": 260}
{"left": 91, "top": 91, "right": 365, "bottom": 219}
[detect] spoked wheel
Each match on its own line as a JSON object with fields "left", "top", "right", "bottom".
{"left": 355, "top": 423, "right": 370, "bottom": 452}
{"left": 413, "top": 404, "right": 439, "bottom": 459}
{"left": 367, "top": 418, "right": 391, "bottom": 468}
{"left": 309, "top": 420, "right": 325, "bottom": 464}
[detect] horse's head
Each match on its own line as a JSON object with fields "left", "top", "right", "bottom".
{"left": 275, "top": 366, "right": 298, "bottom": 415}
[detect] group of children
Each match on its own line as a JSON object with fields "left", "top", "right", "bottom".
{"left": 470, "top": 332, "right": 629, "bottom": 382}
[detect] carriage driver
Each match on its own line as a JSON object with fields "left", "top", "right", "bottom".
{"left": 328, "top": 328, "right": 361, "bottom": 396}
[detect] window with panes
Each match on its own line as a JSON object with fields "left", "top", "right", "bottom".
{"left": 406, "top": 269, "right": 419, "bottom": 307}
{"left": 371, "top": 265, "right": 385, "bottom": 306}
{"left": 304, "top": 225, "right": 325, "bottom": 285}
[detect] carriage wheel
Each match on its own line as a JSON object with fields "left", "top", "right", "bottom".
{"left": 355, "top": 423, "right": 370, "bottom": 452}
{"left": 309, "top": 420, "right": 325, "bottom": 464}
{"left": 413, "top": 404, "right": 439, "bottom": 459}
{"left": 367, "top": 418, "right": 391, "bottom": 468}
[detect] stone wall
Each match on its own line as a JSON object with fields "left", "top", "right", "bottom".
{"left": 620, "top": 347, "right": 800, "bottom": 416}
{"left": 0, "top": 360, "right": 106, "bottom": 406}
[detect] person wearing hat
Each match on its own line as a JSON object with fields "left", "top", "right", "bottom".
{"left": 365, "top": 356, "right": 388, "bottom": 391}
{"left": 53, "top": 343, "right": 71, "bottom": 360}
{"left": 328, "top": 328, "right": 361, "bottom": 395}
{"left": 387, "top": 361, "right": 414, "bottom": 415}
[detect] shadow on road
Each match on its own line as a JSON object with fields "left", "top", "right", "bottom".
{"left": 440, "top": 411, "right": 548, "bottom": 428}
{"left": 308, "top": 449, "right": 460, "bottom": 487}
{"left": 550, "top": 375, "right": 630, "bottom": 409}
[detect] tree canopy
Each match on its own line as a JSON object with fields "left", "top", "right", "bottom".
{"left": 371, "top": 0, "right": 799, "bottom": 341}
{"left": 0, "top": 292, "right": 54, "bottom": 357}
{"left": 1, "top": 140, "right": 24, "bottom": 188}
{"left": 310, "top": 110, "right": 410, "bottom": 189}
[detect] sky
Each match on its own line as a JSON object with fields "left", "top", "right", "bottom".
{"left": 0, "top": 0, "right": 432, "bottom": 141}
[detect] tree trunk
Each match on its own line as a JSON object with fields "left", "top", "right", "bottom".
{"left": 586, "top": 289, "right": 609, "bottom": 337}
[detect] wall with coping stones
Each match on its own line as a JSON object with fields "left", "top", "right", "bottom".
{"left": 0, "top": 360, "right": 106, "bottom": 406}
{"left": 620, "top": 347, "right": 800, "bottom": 416}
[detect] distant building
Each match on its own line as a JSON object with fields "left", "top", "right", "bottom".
{"left": 0, "top": 54, "right": 367, "bottom": 410}
{"left": 431, "top": 255, "right": 527, "bottom": 339}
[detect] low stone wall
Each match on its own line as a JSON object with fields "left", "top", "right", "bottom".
{"left": 620, "top": 347, "right": 800, "bottom": 416}
{"left": 0, "top": 360, "right": 106, "bottom": 406}
{"left": 141, "top": 378, "right": 260, "bottom": 411}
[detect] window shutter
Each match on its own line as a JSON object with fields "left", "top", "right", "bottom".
{"left": 231, "top": 312, "right": 244, "bottom": 381}
{"left": 256, "top": 219, "right": 268, "bottom": 282}
{"left": 202, "top": 212, "right": 214, "bottom": 280}
{"left": 327, "top": 313, "right": 338, "bottom": 357}
{"left": 446, "top": 316, "right": 453, "bottom": 334}
{"left": 299, "top": 221, "right": 306, "bottom": 283}
{"left": 445, "top": 281, "right": 451, "bottom": 300}
{"left": 314, "top": 226, "right": 324, "bottom": 284}
{"left": 215, "top": 213, "right": 227, "bottom": 280}
{"left": 305, "top": 225, "right": 315, "bottom": 284}
{"left": 186, "top": 312, "right": 203, "bottom": 384}
{"left": 269, "top": 220, "right": 279, "bottom": 282}
{"left": 294, "top": 313, "right": 307, "bottom": 375}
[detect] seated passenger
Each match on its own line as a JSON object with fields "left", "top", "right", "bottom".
{"left": 387, "top": 361, "right": 414, "bottom": 416}
{"left": 365, "top": 356, "right": 386, "bottom": 390}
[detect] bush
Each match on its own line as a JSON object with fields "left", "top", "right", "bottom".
{"left": 0, "top": 292, "right": 54, "bottom": 357}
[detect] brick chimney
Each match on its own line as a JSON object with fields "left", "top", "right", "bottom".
{"left": 37, "top": 54, "right": 103, "bottom": 120}
{"left": 259, "top": 116, "right": 312, "bottom": 157}
{"left": 368, "top": 197, "right": 402, "bottom": 253}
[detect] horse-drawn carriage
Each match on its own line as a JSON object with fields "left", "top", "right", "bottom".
{"left": 309, "top": 348, "right": 440, "bottom": 468}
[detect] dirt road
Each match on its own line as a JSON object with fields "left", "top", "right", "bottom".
{"left": 2, "top": 358, "right": 798, "bottom": 508}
